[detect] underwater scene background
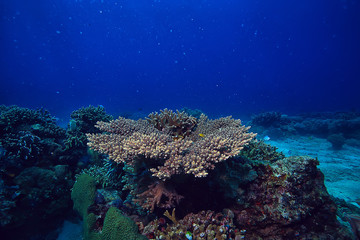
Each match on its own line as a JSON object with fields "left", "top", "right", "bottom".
{"left": 1, "top": 0, "right": 360, "bottom": 120}
{"left": 1, "top": 0, "right": 360, "bottom": 239}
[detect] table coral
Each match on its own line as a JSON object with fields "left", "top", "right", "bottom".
{"left": 87, "top": 109, "right": 256, "bottom": 180}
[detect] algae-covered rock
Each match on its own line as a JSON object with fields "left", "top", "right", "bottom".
{"left": 232, "top": 156, "right": 352, "bottom": 239}
{"left": 71, "top": 174, "right": 96, "bottom": 218}
{"left": 71, "top": 174, "right": 146, "bottom": 240}
{"left": 102, "top": 207, "right": 147, "bottom": 240}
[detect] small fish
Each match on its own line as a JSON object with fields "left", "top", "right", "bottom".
{"left": 12, "top": 190, "right": 21, "bottom": 199}
{"left": 263, "top": 135, "right": 270, "bottom": 141}
{"left": 185, "top": 231, "right": 192, "bottom": 240}
{"left": 6, "top": 172, "right": 16, "bottom": 178}
{"left": 199, "top": 133, "right": 205, "bottom": 137}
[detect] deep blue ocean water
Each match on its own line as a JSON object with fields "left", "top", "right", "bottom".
{"left": 1, "top": 0, "right": 360, "bottom": 121}
{"left": 1, "top": 2, "right": 360, "bottom": 239}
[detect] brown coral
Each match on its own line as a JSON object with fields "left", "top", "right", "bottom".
{"left": 146, "top": 108, "right": 197, "bottom": 137}
{"left": 86, "top": 109, "right": 256, "bottom": 180}
{"left": 133, "top": 181, "right": 183, "bottom": 212}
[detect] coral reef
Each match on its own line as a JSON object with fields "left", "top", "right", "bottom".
{"left": 0, "top": 105, "right": 75, "bottom": 239}
{"left": 139, "top": 155, "right": 352, "bottom": 239}
{"left": 101, "top": 207, "right": 147, "bottom": 240}
{"left": 0, "top": 105, "right": 65, "bottom": 173}
{"left": 70, "top": 105, "right": 113, "bottom": 134}
{"left": 78, "top": 158, "right": 123, "bottom": 189}
{"left": 84, "top": 109, "right": 352, "bottom": 239}
{"left": 231, "top": 156, "right": 348, "bottom": 239}
{"left": 0, "top": 106, "right": 357, "bottom": 239}
{"left": 251, "top": 111, "right": 283, "bottom": 127}
{"left": 71, "top": 174, "right": 97, "bottom": 218}
{"left": 71, "top": 173, "right": 147, "bottom": 240}
{"left": 62, "top": 105, "right": 113, "bottom": 163}
{"left": 0, "top": 179, "right": 16, "bottom": 227}
{"left": 87, "top": 110, "right": 256, "bottom": 180}
{"left": 0, "top": 166, "right": 73, "bottom": 239}
{"left": 143, "top": 209, "right": 241, "bottom": 240}
{"left": 250, "top": 111, "right": 360, "bottom": 143}
{"left": 240, "top": 140, "right": 285, "bottom": 162}
{"left": 0, "top": 105, "right": 113, "bottom": 239}
{"left": 0, "top": 105, "right": 64, "bottom": 138}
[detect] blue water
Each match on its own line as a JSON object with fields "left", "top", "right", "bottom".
{"left": 1, "top": 0, "right": 360, "bottom": 120}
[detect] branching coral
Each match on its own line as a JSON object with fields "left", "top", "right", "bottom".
{"left": 0, "top": 105, "right": 64, "bottom": 138}
{"left": 78, "top": 158, "right": 123, "bottom": 189}
{"left": 240, "top": 140, "right": 285, "bottom": 162}
{"left": 70, "top": 105, "right": 113, "bottom": 133}
{"left": 146, "top": 108, "right": 197, "bottom": 137}
{"left": 64, "top": 105, "right": 113, "bottom": 151}
{"left": 87, "top": 109, "right": 256, "bottom": 180}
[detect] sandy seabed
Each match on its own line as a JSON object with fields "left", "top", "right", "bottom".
{"left": 269, "top": 136, "right": 360, "bottom": 205}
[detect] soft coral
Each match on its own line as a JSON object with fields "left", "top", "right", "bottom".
{"left": 133, "top": 181, "right": 183, "bottom": 212}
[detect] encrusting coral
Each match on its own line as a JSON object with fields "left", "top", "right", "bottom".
{"left": 86, "top": 109, "right": 256, "bottom": 180}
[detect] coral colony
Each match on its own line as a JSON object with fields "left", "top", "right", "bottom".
{"left": 86, "top": 109, "right": 256, "bottom": 180}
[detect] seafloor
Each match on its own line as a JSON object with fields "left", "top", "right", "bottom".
{"left": 270, "top": 136, "right": 360, "bottom": 203}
